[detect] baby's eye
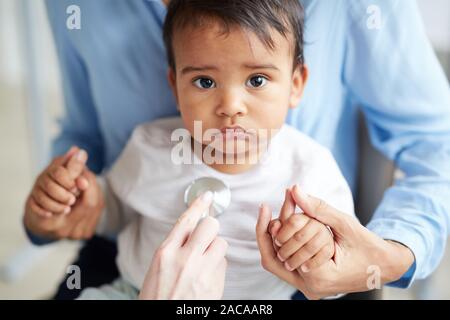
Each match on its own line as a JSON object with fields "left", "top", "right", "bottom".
{"left": 246, "top": 75, "right": 268, "bottom": 88}
{"left": 193, "top": 77, "right": 216, "bottom": 89}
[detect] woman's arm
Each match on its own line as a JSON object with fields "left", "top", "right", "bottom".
{"left": 344, "top": 0, "right": 450, "bottom": 287}
{"left": 256, "top": 185, "right": 415, "bottom": 300}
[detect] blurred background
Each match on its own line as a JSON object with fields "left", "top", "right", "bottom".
{"left": 0, "top": 0, "right": 449, "bottom": 299}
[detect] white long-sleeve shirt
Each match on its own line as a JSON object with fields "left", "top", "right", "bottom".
{"left": 97, "top": 117, "right": 355, "bottom": 299}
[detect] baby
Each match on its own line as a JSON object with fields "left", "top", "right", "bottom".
{"left": 25, "top": 0, "right": 355, "bottom": 299}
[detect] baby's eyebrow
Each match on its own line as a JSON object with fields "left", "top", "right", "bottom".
{"left": 243, "top": 63, "right": 280, "bottom": 71}
{"left": 181, "top": 65, "right": 218, "bottom": 75}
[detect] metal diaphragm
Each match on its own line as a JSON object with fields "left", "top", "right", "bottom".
{"left": 184, "top": 177, "right": 231, "bottom": 218}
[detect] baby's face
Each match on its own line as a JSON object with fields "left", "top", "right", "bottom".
{"left": 168, "top": 21, "right": 307, "bottom": 154}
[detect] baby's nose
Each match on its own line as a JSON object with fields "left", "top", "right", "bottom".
{"left": 216, "top": 89, "right": 248, "bottom": 117}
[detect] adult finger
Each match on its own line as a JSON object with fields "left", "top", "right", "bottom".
{"left": 76, "top": 175, "right": 90, "bottom": 191}
{"left": 79, "top": 169, "right": 99, "bottom": 207}
{"left": 279, "top": 189, "right": 296, "bottom": 223}
{"left": 212, "top": 258, "right": 227, "bottom": 299}
{"left": 74, "top": 179, "right": 103, "bottom": 239}
{"left": 291, "top": 184, "right": 352, "bottom": 237}
{"left": 65, "top": 149, "right": 88, "bottom": 180}
{"left": 48, "top": 146, "right": 78, "bottom": 169}
{"left": 185, "top": 216, "right": 220, "bottom": 254}
{"left": 63, "top": 146, "right": 79, "bottom": 161}
{"left": 267, "top": 219, "right": 282, "bottom": 253}
{"left": 68, "top": 215, "right": 88, "bottom": 240}
{"left": 64, "top": 205, "right": 94, "bottom": 240}
{"left": 70, "top": 186, "right": 102, "bottom": 240}
{"left": 204, "top": 236, "right": 228, "bottom": 265}
{"left": 81, "top": 208, "right": 102, "bottom": 239}
{"left": 268, "top": 219, "right": 281, "bottom": 238}
{"left": 256, "top": 204, "right": 276, "bottom": 261}
{"left": 164, "top": 191, "right": 213, "bottom": 248}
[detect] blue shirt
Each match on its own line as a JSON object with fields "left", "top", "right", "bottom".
{"left": 43, "top": 0, "right": 450, "bottom": 288}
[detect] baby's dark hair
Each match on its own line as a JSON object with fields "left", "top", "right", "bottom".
{"left": 163, "top": 0, "right": 304, "bottom": 71}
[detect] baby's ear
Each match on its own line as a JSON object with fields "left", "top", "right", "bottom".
{"left": 167, "top": 68, "right": 179, "bottom": 108}
{"left": 289, "top": 64, "right": 308, "bottom": 109}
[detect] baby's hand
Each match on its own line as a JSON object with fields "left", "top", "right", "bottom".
{"left": 270, "top": 189, "right": 334, "bottom": 273}
{"left": 28, "top": 146, "right": 88, "bottom": 217}
{"left": 24, "top": 146, "right": 104, "bottom": 240}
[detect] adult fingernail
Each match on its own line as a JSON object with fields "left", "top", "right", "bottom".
{"left": 68, "top": 195, "right": 76, "bottom": 205}
{"left": 301, "top": 264, "right": 310, "bottom": 273}
{"left": 270, "top": 225, "right": 277, "bottom": 236}
{"left": 277, "top": 252, "right": 285, "bottom": 262}
{"left": 63, "top": 207, "right": 71, "bottom": 215}
{"left": 284, "top": 261, "right": 294, "bottom": 272}
{"left": 67, "top": 146, "right": 77, "bottom": 154}
{"left": 294, "top": 184, "right": 307, "bottom": 199}
{"left": 274, "top": 239, "right": 282, "bottom": 247}
{"left": 259, "top": 203, "right": 267, "bottom": 216}
{"left": 76, "top": 149, "right": 87, "bottom": 161}
{"left": 200, "top": 191, "right": 213, "bottom": 203}
{"left": 80, "top": 178, "right": 89, "bottom": 189}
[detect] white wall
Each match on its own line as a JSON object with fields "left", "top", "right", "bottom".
{"left": 0, "top": 0, "right": 61, "bottom": 91}
{"left": 418, "top": 0, "right": 450, "bottom": 52}
{"left": 0, "top": 0, "right": 24, "bottom": 86}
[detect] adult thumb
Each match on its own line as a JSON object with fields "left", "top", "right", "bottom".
{"left": 80, "top": 170, "right": 98, "bottom": 207}
{"left": 291, "top": 184, "right": 352, "bottom": 238}
{"left": 66, "top": 148, "right": 88, "bottom": 180}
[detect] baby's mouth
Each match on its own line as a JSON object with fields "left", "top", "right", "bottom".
{"left": 218, "top": 126, "right": 253, "bottom": 140}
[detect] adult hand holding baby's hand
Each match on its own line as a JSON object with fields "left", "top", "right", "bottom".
{"left": 23, "top": 146, "right": 104, "bottom": 240}
{"left": 139, "top": 191, "right": 228, "bottom": 300}
{"left": 256, "top": 185, "right": 415, "bottom": 300}
{"left": 269, "top": 189, "right": 334, "bottom": 273}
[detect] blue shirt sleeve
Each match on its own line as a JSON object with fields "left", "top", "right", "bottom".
{"left": 343, "top": 0, "right": 450, "bottom": 287}
{"left": 25, "top": 1, "right": 107, "bottom": 245}
{"left": 45, "top": 0, "right": 105, "bottom": 174}
{"left": 24, "top": 226, "right": 56, "bottom": 246}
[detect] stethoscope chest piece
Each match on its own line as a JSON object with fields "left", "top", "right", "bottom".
{"left": 184, "top": 177, "right": 231, "bottom": 218}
